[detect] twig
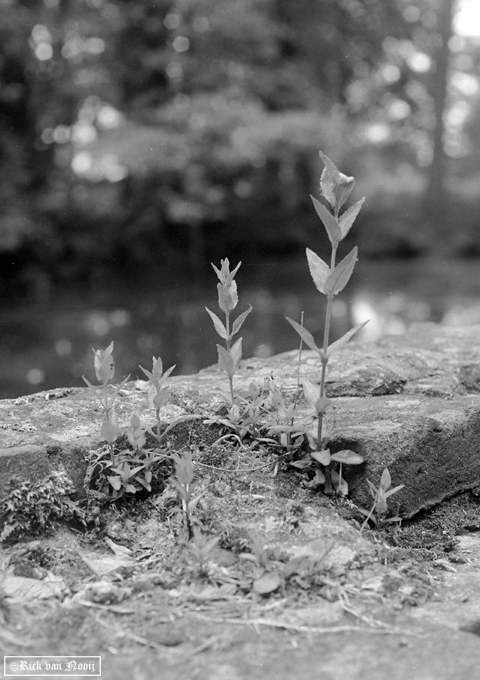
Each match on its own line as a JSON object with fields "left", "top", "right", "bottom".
{"left": 195, "top": 452, "right": 290, "bottom": 474}
{"left": 291, "top": 310, "right": 304, "bottom": 422}
{"left": 157, "top": 415, "right": 204, "bottom": 446}
{"left": 0, "top": 626, "right": 32, "bottom": 648}
{"left": 76, "top": 599, "right": 135, "bottom": 615}
{"left": 340, "top": 603, "right": 416, "bottom": 634}
{"left": 193, "top": 614, "right": 414, "bottom": 636}
{"left": 94, "top": 613, "right": 165, "bottom": 651}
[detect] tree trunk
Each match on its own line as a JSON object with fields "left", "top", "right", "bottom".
{"left": 423, "top": 0, "right": 456, "bottom": 251}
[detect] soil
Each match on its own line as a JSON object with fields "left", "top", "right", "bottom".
{"left": 2, "top": 427, "right": 480, "bottom": 680}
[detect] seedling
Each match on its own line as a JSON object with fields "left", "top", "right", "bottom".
{"left": 139, "top": 356, "right": 176, "bottom": 448}
{"left": 286, "top": 152, "right": 368, "bottom": 495}
{"left": 358, "top": 468, "right": 404, "bottom": 531}
{"left": 107, "top": 460, "right": 145, "bottom": 498}
{"left": 241, "top": 532, "right": 334, "bottom": 596}
{"left": 83, "top": 341, "right": 129, "bottom": 464}
{"left": 206, "top": 259, "right": 252, "bottom": 407}
{"left": 188, "top": 527, "right": 220, "bottom": 576}
{"left": 170, "top": 453, "right": 203, "bottom": 541}
{"left": 126, "top": 410, "right": 146, "bottom": 452}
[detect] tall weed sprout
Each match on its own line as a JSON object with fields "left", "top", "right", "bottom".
{"left": 84, "top": 341, "right": 129, "bottom": 464}
{"left": 287, "top": 152, "right": 368, "bottom": 496}
{"left": 206, "top": 259, "right": 252, "bottom": 406}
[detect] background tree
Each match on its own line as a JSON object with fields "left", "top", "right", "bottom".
{"left": 0, "top": 0, "right": 479, "bottom": 291}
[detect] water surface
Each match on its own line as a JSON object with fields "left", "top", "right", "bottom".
{"left": 1, "top": 258, "right": 480, "bottom": 399}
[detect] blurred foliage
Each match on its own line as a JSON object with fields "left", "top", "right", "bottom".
{"left": 0, "top": 0, "right": 479, "bottom": 294}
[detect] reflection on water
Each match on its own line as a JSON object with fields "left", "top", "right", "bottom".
{"left": 1, "top": 258, "right": 480, "bottom": 399}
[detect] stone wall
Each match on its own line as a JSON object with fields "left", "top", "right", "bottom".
{"left": 2, "top": 322, "right": 480, "bottom": 516}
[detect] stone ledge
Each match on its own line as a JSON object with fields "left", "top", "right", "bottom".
{"left": 1, "top": 322, "right": 480, "bottom": 515}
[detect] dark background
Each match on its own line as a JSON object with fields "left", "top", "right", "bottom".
{"left": 1, "top": 0, "right": 479, "bottom": 397}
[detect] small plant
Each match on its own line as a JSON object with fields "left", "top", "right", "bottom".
{"left": 206, "top": 259, "right": 252, "bottom": 407}
{"left": 188, "top": 527, "right": 220, "bottom": 576}
{"left": 0, "top": 470, "right": 84, "bottom": 543}
{"left": 90, "top": 402, "right": 177, "bottom": 500}
{"left": 84, "top": 341, "right": 129, "bottom": 464}
{"left": 170, "top": 453, "right": 203, "bottom": 542}
{"left": 139, "top": 357, "right": 176, "bottom": 448}
{"left": 241, "top": 532, "right": 333, "bottom": 596}
{"left": 126, "top": 410, "right": 147, "bottom": 452}
{"left": 358, "top": 468, "right": 404, "bottom": 531}
{"left": 286, "top": 151, "right": 368, "bottom": 495}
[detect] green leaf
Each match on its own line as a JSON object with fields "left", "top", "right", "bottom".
{"left": 253, "top": 571, "right": 281, "bottom": 594}
{"left": 311, "top": 449, "right": 331, "bottom": 466}
{"left": 217, "top": 281, "right": 237, "bottom": 313}
{"left": 139, "top": 365, "right": 156, "bottom": 385}
{"left": 230, "top": 337, "right": 243, "bottom": 367}
{"left": 162, "top": 364, "right": 176, "bottom": 381}
{"left": 289, "top": 459, "right": 312, "bottom": 469}
{"left": 384, "top": 484, "right": 405, "bottom": 499}
{"left": 136, "top": 477, "right": 152, "bottom": 491}
{"left": 285, "top": 317, "right": 320, "bottom": 352}
{"left": 319, "top": 151, "right": 340, "bottom": 207}
{"left": 126, "top": 465, "right": 144, "bottom": 479}
{"left": 310, "top": 195, "right": 342, "bottom": 243}
{"left": 324, "top": 246, "right": 358, "bottom": 296}
{"left": 217, "top": 345, "right": 236, "bottom": 378}
{"left": 232, "top": 306, "right": 252, "bottom": 336}
{"left": 315, "top": 396, "right": 331, "bottom": 414}
{"left": 380, "top": 468, "right": 392, "bottom": 491}
{"left": 357, "top": 506, "right": 377, "bottom": 524}
{"left": 188, "top": 493, "right": 204, "bottom": 512}
{"left": 302, "top": 378, "right": 320, "bottom": 412}
{"left": 101, "top": 409, "right": 119, "bottom": 445}
{"left": 205, "top": 307, "right": 229, "bottom": 340}
{"left": 319, "top": 151, "right": 355, "bottom": 210}
{"left": 366, "top": 479, "right": 378, "bottom": 499}
{"left": 375, "top": 496, "right": 388, "bottom": 515}
{"left": 327, "top": 320, "right": 369, "bottom": 357}
{"left": 306, "top": 248, "right": 330, "bottom": 295}
{"left": 338, "top": 198, "right": 365, "bottom": 239}
{"left": 331, "top": 469, "right": 349, "bottom": 497}
{"left": 107, "top": 475, "right": 122, "bottom": 491}
{"left": 330, "top": 450, "right": 363, "bottom": 465}
{"left": 212, "top": 259, "right": 241, "bottom": 285}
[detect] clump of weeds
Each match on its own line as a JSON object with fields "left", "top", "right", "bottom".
{"left": 240, "top": 532, "right": 334, "bottom": 597}
{"left": 139, "top": 356, "right": 176, "bottom": 447}
{"left": 0, "top": 470, "right": 85, "bottom": 543}
{"left": 187, "top": 527, "right": 220, "bottom": 578}
{"left": 83, "top": 341, "right": 129, "bottom": 465}
{"left": 72, "top": 152, "right": 406, "bottom": 559}
{"left": 358, "top": 468, "right": 404, "bottom": 531}
{"left": 85, "top": 346, "right": 177, "bottom": 502}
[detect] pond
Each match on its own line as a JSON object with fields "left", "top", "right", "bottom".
{"left": 1, "top": 257, "right": 480, "bottom": 399}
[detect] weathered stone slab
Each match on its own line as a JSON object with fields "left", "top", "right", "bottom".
{"left": 1, "top": 322, "right": 480, "bottom": 515}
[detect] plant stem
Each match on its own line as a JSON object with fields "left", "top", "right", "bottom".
{"left": 317, "top": 243, "right": 338, "bottom": 446}
{"left": 156, "top": 408, "right": 162, "bottom": 449}
{"left": 225, "top": 311, "right": 235, "bottom": 405}
{"left": 103, "top": 382, "right": 109, "bottom": 416}
{"left": 360, "top": 504, "right": 376, "bottom": 532}
{"left": 290, "top": 311, "right": 304, "bottom": 427}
